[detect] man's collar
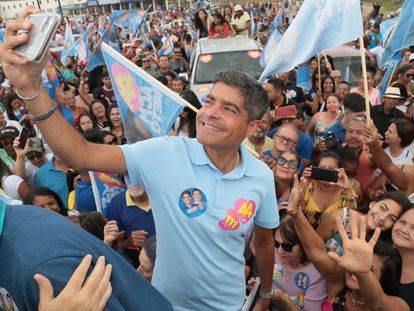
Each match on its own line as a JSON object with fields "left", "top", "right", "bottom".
{"left": 189, "top": 140, "right": 256, "bottom": 178}
{"left": 125, "top": 190, "right": 151, "bottom": 212}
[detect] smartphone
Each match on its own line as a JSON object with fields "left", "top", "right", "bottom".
{"left": 18, "top": 127, "right": 30, "bottom": 149}
{"left": 275, "top": 105, "right": 297, "bottom": 118}
{"left": 310, "top": 167, "right": 338, "bottom": 183}
{"left": 20, "top": 108, "right": 29, "bottom": 115}
{"left": 14, "top": 13, "right": 61, "bottom": 62}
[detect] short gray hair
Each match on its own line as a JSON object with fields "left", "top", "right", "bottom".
{"left": 214, "top": 70, "right": 269, "bottom": 122}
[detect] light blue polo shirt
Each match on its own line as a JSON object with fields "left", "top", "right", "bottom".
{"left": 120, "top": 136, "right": 278, "bottom": 311}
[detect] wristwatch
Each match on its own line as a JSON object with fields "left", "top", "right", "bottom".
{"left": 260, "top": 289, "right": 273, "bottom": 300}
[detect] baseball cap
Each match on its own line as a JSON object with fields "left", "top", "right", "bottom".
{"left": 234, "top": 4, "right": 243, "bottom": 11}
{"left": 0, "top": 126, "right": 19, "bottom": 139}
{"left": 27, "top": 137, "right": 44, "bottom": 153}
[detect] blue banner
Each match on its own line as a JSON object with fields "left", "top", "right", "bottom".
{"left": 260, "top": 27, "right": 282, "bottom": 68}
{"left": 260, "top": 0, "right": 363, "bottom": 82}
{"left": 159, "top": 35, "right": 174, "bottom": 56}
{"left": 61, "top": 27, "right": 91, "bottom": 65}
{"left": 111, "top": 9, "right": 148, "bottom": 32}
{"left": 101, "top": 43, "right": 185, "bottom": 143}
{"left": 296, "top": 62, "right": 311, "bottom": 91}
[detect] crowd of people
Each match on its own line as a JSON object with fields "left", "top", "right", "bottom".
{"left": 0, "top": 1, "right": 413, "bottom": 311}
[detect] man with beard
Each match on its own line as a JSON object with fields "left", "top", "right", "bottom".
{"left": 243, "top": 111, "right": 273, "bottom": 155}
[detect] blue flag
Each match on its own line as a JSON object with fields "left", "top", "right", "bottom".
{"left": 111, "top": 9, "right": 148, "bottom": 32}
{"left": 159, "top": 35, "right": 174, "bottom": 56}
{"left": 139, "top": 22, "right": 151, "bottom": 47}
{"left": 101, "top": 43, "right": 185, "bottom": 143}
{"left": 86, "top": 22, "right": 120, "bottom": 72}
{"left": 259, "top": 0, "right": 363, "bottom": 82}
{"left": 380, "top": 17, "right": 398, "bottom": 46}
{"left": 296, "top": 62, "right": 311, "bottom": 91}
{"left": 62, "top": 22, "right": 75, "bottom": 58}
{"left": 61, "top": 27, "right": 90, "bottom": 65}
{"left": 381, "top": 0, "right": 414, "bottom": 68}
{"left": 378, "top": 60, "right": 399, "bottom": 97}
{"left": 260, "top": 27, "right": 282, "bottom": 68}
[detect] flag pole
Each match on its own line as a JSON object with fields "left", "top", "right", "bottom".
{"left": 387, "top": 63, "right": 398, "bottom": 88}
{"left": 317, "top": 54, "right": 321, "bottom": 90}
{"left": 358, "top": 36, "right": 371, "bottom": 122}
{"left": 321, "top": 51, "right": 332, "bottom": 73}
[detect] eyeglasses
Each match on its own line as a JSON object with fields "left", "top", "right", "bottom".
{"left": 174, "top": 51, "right": 181, "bottom": 54}
{"left": 276, "top": 156, "right": 299, "bottom": 169}
{"left": 27, "top": 152, "right": 43, "bottom": 161}
{"left": 143, "top": 60, "right": 151, "bottom": 63}
{"left": 274, "top": 240, "right": 296, "bottom": 252}
{"left": 404, "top": 73, "right": 414, "bottom": 78}
{"left": 275, "top": 134, "right": 297, "bottom": 145}
{"left": 281, "top": 117, "right": 297, "bottom": 123}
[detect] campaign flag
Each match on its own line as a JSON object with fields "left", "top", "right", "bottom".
{"left": 87, "top": 22, "right": 120, "bottom": 72}
{"left": 378, "top": 60, "right": 398, "bottom": 97}
{"left": 343, "top": 66, "right": 350, "bottom": 82}
{"left": 62, "top": 22, "right": 75, "bottom": 58}
{"left": 42, "top": 56, "right": 61, "bottom": 100}
{"left": 260, "top": 27, "right": 282, "bottom": 68}
{"left": 381, "top": 0, "right": 414, "bottom": 68}
{"left": 139, "top": 22, "right": 151, "bottom": 47}
{"left": 296, "top": 62, "right": 311, "bottom": 91}
{"left": 61, "top": 27, "right": 91, "bottom": 65}
{"left": 158, "top": 35, "right": 174, "bottom": 56}
{"left": 111, "top": 9, "right": 148, "bottom": 32}
{"left": 101, "top": 42, "right": 186, "bottom": 143}
{"left": 250, "top": 10, "right": 255, "bottom": 35}
{"left": 380, "top": 17, "right": 398, "bottom": 46}
{"left": 98, "top": 17, "right": 106, "bottom": 37}
{"left": 269, "top": 8, "right": 283, "bottom": 32}
{"left": 259, "top": 0, "right": 363, "bottom": 82}
{"left": 89, "top": 172, "right": 126, "bottom": 216}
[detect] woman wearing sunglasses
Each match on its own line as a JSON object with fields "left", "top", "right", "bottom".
{"left": 274, "top": 150, "right": 300, "bottom": 209}
{"left": 271, "top": 210, "right": 327, "bottom": 310}
{"left": 393, "top": 64, "right": 414, "bottom": 98}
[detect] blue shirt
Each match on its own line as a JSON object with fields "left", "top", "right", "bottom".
{"left": 107, "top": 190, "right": 156, "bottom": 239}
{"left": 325, "top": 116, "right": 346, "bottom": 143}
{"left": 120, "top": 136, "right": 278, "bottom": 311}
{"left": 75, "top": 180, "right": 97, "bottom": 212}
{"left": 34, "top": 158, "right": 69, "bottom": 208}
{"left": 0, "top": 203, "right": 173, "bottom": 311}
{"left": 267, "top": 128, "right": 314, "bottom": 161}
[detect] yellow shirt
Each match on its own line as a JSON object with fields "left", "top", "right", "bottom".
{"left": 243, "top": 136, "right": 273, "bottom": 155}
{"left": 231, "top": 12, "right": 251, "bottom": 35}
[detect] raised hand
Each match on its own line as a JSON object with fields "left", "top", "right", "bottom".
{"left": 34, "top": 255, "right": 112, "bottom": 311}
{"left": 329, "top": 168, "right": 351, "bottom": 189}
{"left": 103, "top": 220, "right": 120, "bottom": 246}
{"left": 327, "top": 216, "right": 380, "bottom": 274}
{"left": 127, "top": 230, "right": 148, "bottom": 248}
{"left": 362, "top": 120, "right": 381, "bottom": 148}
{"left": 0, "top": 7, "right": 48, "bottom": 95}
{"left": 13, "top": 136, "right": 29, "bottom": 157}
{"left": 287, "top": 174, "right": 308, "bottom": 217}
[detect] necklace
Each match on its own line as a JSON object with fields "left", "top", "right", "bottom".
{"left": 234, "top": 150, "right": 240, "bottom": 170}
{"left": 348, "top": 291, "right": 364, "bottom": 306}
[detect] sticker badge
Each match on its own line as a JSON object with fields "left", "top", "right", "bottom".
{"left": 247, "top": 50, "right": 261, "bottom": 59}
{"left": 219, "top": 198, "right": 256, "bottom": 231}
{"left": 272, "top": 264, "right": 283, "bottom": 281}
{"left": 295, "top": 272, "right": 310, "bottom": 290}
{"left": 178, "top": 188, "right": 208, "bottom": 218}
{"left": 198, "top": 54, "right": 213, "bottom": 63}
{"left": 0, "top": 288, "right": 19, "bottom": 311}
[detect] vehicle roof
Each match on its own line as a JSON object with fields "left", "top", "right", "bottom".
{"left": 197, "top": 36, "right": 260, "bottom": 54}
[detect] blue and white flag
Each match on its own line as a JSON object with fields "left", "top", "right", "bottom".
{"left": 380, "top": 17, "right": 398, "bottom": 46}
{"left": 381, "top": 0, "right": 414, "bottom": 68}
{"left": 111, "top": 8, "right": 149, "bottom": 33}
{"left": 62, "top": 22, "right": 75, "bottom": 57}
{"left": 159, "top": 35, "right": 174, "bottom": 56}
{"left": 139, "top": 22, "right": 151, "bottom": 47}
{"left": 101, "top": 43, "right": 186, "bottom": 143}
{"left": 260, "top": 27, "right": 282, "bottom": 68}
{"left": 61, "top": 27, "right": 90, "bottom": 65}
{"left": 296, "top": 62, "right": 311, "bottom": 91}
{"left": 87, "top": 22, "right": 120, "bottom": 72}
{"left": 259, "top": 0, "right": 363, "bottom": 82}
{"left": 343, "top": 66, "right": 350, "bottom": 82}
{"left": 378, "top": 60, "right": 398, "bottom": 97}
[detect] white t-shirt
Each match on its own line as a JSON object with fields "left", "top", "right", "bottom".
{"left": 2, "top": 174, "right": 24, "bottom": 200}
{"left": 384, "top": 147, "right": 414, "bottom": 166}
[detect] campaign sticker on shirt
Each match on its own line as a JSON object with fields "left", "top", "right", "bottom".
{"left": 219, "top": 198, "right": 256, "bottom": 230}
{"left": 0, "top": 288, "right": 19, "bottom": 311}
{"left": 178, "top": 188, "right": 208, "bottom": 218}
{"left": 272, "top": 264, "right": 283, "bottom": 281}
{"left": 198, "top": 54, "right": 213, "bottom": 63}
{"left": 247, "top": 50, "right": 261, "bottom": 59}
{"left": 295, "top": 272, "right": 310, "bottom": 290}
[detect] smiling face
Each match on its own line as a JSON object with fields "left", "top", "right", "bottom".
{"left": 273, "top": 127, "right": 299, "bottom": 155}
{"left": 109, "top": 107, "right": 122, "bottom": 127}
{"left": 345, "top": 119, "right": 364, "bottom": 151}
{"left": 367, "top": 199, "right": 402, "bottom": 231}
{"left": 274, "top": 231, "right": 303, "bottom": 266}
{"left": 79, "top": 115, "right": 94, "bottom": 132}
{"left": 384, "top": 123, "right": 401, "bottom": 146}
{"left": 326, "top": 95, "right": 341, "bottom": 112}
{"left": 323, "top": 78, "right": 334, "bottom": 93}
{"left": 92, "top": 102, "right": 106, "bottom": 119}
{"left": 392, "top": 209, "right": 414, "bottom": 250}
{"left": 196, "top": 82, "right": 258, "bottom": 152}
{"left": 275, "top": 152, "right": 299, "bottom": 181}
{"left": 33, "top": 195, "right": 61, "bottom": 213}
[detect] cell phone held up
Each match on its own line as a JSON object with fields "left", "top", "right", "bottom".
{"left": 310, "top": 167, "right": 338, "bottom": 183}
{"left": 14, "top": 13, "right": 60, "bottom": 62}
{"left": 18, "top": 127, "right": 30, "bottom": 149}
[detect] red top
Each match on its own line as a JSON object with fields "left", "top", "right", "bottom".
{"left": 208, "top": 23, "right": 230, "bottom": 37}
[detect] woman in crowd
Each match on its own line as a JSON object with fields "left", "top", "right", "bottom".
{"left": 106, "top": 105, "right": 124, "bottom": 144}
{"left": 0, "top": 107, "right": 21, "bottom": 131}
{"left": 351, "top": 69, "right": 381, "bottom": 106}
{"left": 287, "top": 177, "right": 410, "bottom": 311}
{"left": 392, "top": 208, "right": 414, "bottom": 310}
{"left": 311, "top": 76, "right": 336, "bottom": 114}
{"left": 77, "top": 113, "right": 96, "bottom": 134}
{"left": 393, "top": 64, "right": 414, "bottom": 97}
{"left": 174, "top": 90, "right": 202, "bottom": 138}
{"left": 307, "top": 93, "right": 342, "bottom": 148}
{"left": 273, "top": 150, "right": 300, "bottom": 209}
{"left": 271, "top": 211, "right": 326, "bottom": 311}
{"left": 317, "top": 191, "right": 411, "bottom": 255}
{"left": 193, "top": 9, "right": 209, "bottom": 39}
{"left": 90, "top": 99, "right": 109, "bottom": 129}
{"left": 63, "top": 89, "right": 86, "bottom": 128}
{"left": 302, "top": 152, "right": 356, "bottom": 227}
{"left": 208, "top": 12, "right": 234, "bottom": 38}
{"left": 2, "top": 93, "right": 32, "bottom": 131}
{"left": 76, "top": 79, "right": 94, "bottom": 112}
{"left": 24, "top": 186, "right": 69, "bottom": 217}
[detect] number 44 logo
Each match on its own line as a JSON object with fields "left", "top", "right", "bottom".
{"left": 219, "top": 199, "right": 257, "bottom": 231}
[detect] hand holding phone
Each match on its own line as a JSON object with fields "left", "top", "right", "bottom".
{"left": 18, "top": 127, "right": 30, "bottom": 149}
{"left": 310, "top": 166, "right": 338, "bottom": 183}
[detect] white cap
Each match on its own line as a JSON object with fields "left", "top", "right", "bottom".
{"left": 234, "top": 4, "right": 243, "bottom": 11}
{"left": 409, "top": 53, "right": 414, "bottom": 62}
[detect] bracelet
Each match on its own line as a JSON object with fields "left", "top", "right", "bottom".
{"left": 260, "top": 289, "right": 274, "bottom": 300}
{"left": 29, "top": 101, "right": 58, "bottom": 122}
{"left": 15, "top": 80, "right": 43, "bottom": 101}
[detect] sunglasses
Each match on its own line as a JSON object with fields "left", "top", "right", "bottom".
{"left": 404, "top": 73, "right": 414, "bottom": 78}
{"left": 27, "top": 153, "right": 43, "bottom": 161}
{"left": 105, "top": 138, "right": 117, "bottom": 145}
{"left": 276, "top": 156, "right": 299, "bottom": 169}
{"left": 274, "top": 240, "right": 296, "bottom": 252}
